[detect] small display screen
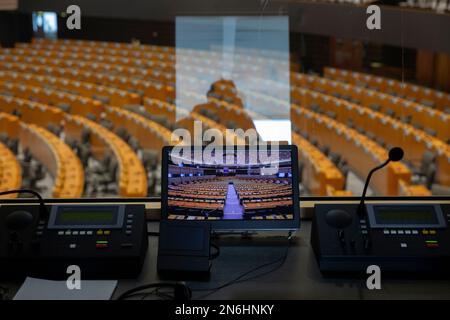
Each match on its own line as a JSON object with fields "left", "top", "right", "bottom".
{"left": 369, "top": 205, "right": 445, "bottom": 228}
{"left": 58, "top": 211, "right": 116, "bottom": 224}
{"left": 375, "top": 208, "right": 437, "bottom": 225}
{"left": 51, "top": 205, "right": 122, "bottom": 228}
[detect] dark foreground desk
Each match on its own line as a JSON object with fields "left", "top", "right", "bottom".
{"left": 118, "top": 220, "right": 450, "bottom": 300}
{"left": 3, "top": 220, "right": 450, "bottom": 300}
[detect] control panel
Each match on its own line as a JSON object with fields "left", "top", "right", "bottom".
{"left": 0, "top": 204, "right": 148, "bottom": 279}
{"left": 311, "top": 203, "right": 450, "bottom": 276}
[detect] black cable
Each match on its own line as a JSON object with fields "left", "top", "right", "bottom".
{"left": 116, "top": 283, "right": 191, "bottom": 301}
{"left": 120, "top": 287, "right": 174, "bottom": 301}
{"left": 233, "top": 241, "right": 290, "bottom": 284}
{"left": 192, "top": 236, "right": 292, "bottom": 299}
{"left": 0, "top": 189, "right": 48, "bottom": 220}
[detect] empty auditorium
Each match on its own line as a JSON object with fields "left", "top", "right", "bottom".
{"left": 0, "top": 0, "right": 448, "bottom": 200}
{"left": 1, "top": 0, "right": 450, "bottom": 304}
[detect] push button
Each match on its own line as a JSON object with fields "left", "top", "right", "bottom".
{"left": 429, "top": 230, "right": 436, "bottom": 235}
{"left": 103, "top": 230, "right": 111, "bottom": 236}
{"left": 96, "top": 230, "right": 104, "bottom": 236}
{"left": 426, "top": 241, "right": 439, "bottom": 248}
{"left": 96, "top": 240, "right": 108, "bottom": 249}
{"left": 422, "top": 230, "right": 429, "bottom": 235}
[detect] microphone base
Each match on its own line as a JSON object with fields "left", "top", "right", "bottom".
{"left": 311, "top": 203, "right": 450, "bottom": 277}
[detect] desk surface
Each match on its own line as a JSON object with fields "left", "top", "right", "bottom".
{"left": 3, "top": 220, "right": 450, "bottom": 300}
{"left": 116, "top": 220, "right": 450, "bottom": 300}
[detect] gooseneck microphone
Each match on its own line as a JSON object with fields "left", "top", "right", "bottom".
{"left": 357, "top": 147, "right": 404, "bottom": 217}
{"left": 0, "top": 189, "right": 48, "bottom": 230}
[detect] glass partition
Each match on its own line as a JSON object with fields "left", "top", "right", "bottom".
{"left": 0, "top": 0, "right": 448, "bottom": 200}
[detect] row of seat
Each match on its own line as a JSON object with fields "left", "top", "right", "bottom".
{"left": 14, "top": 45, "right": 278, "bottom": 83}
{"left": 0, "top": 109, "right": 83, "bottom": 197}
{"left": 168, "top": 178, "right": 227, "bottom": 212}
{"left": 23, "top": 41, "right": 175, "bottom": 63}
{"left": 291, "top": 72, "right": 449, "bottom": 140}
{"left": 5, "top": 38, "right": 444, "bottom": 196}
{"left": 324, "top": 67, "right": 450, "bottom": 112}
{"left": 291, "top": 86, "right": 450, "bottom": 187}
{"left": 31, "top": 37, "right": 176, "bottom": 54}
{"left": 0, "top": 94, "right": 147, "bottom": 197}
{"left": 103, "top": 106, "right": 172, "bottom": 152}
{"left": 21, "top": 39, "right": 449, "bottom": 119}
{"left": 20, "top": 122, "right": 84, "bottom": 198}
{"left": 142, "top": 98, "right": 247, "bottom": 145}
{"left": 4, "top": 47, "right": 175, "bottom": 80}
{"left": 0, "top": 77, "right": 103, "bottom": 119}
{"left": 0, "top": 60, "right": 141, "bottom": 107}
{"left": 242, "top": 197, "right": 293, "bottom": 210}
{"left": 17, "top": 41, "right": 292, "bottom": 104}
{"left": 290, "top": 104, "right": 430, "bottom": 196}
{"left": 168, "top": 198, "right": 224, "bottom": 211}
{"left": 3, "top": 46, "right": 269, "bottom": 111}
{"left": 0, "top": 39, "right": 333, "bottom": 198}
{"left": 291, "top": 132, "right": 350, "bottom": 196}
{"left": 31, "top": 38, "right": 291, "bottom": 63}
{"left": 24, "top": 39, "right": 287, "bottom": 74}
{"left": 0, "top": 59, "right": 432, "bottom": 195}
{"left": 0, "top": 61, "right": 175, "bottom": 104}
{"left": 0, "top": 52, "right": 169, "bottom": 92}
{"left": 192, "top": 98, "right": 254, "bottom": 131}
{"left": 4, "top": 50, "right": 442, "bottom": 148}
{"left": 0, "top": 113, "right": 22, "bottom": 196}
{"left": 0, "top": 59, "right": 177, "bottom": 178}
{"left": 0, "top": 70, "right": 174, "bottom": 150}
{"left": 64, "top": 115, "right": 147, "bottom": 197}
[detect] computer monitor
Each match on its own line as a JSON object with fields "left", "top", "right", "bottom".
{"left": 161, "top": 145, "right": 300, "bottom": 231}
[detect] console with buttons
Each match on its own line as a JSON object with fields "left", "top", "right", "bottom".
{"left": 0, "top": 204, "right": 148, "bottom": 279}
{"left": 311, "top": 203, "right": 450, "bottom": 276}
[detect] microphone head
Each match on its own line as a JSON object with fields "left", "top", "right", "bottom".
{"left": 388, "top": 147, "right": 404, "bottom": 162}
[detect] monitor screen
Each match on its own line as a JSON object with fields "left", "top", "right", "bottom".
{"left": 161, "top": 145, "right": 300, "bottom": 231}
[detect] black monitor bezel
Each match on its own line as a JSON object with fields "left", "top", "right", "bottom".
{"left": 160, "top": 144, "right": 300, "bottom": 231}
